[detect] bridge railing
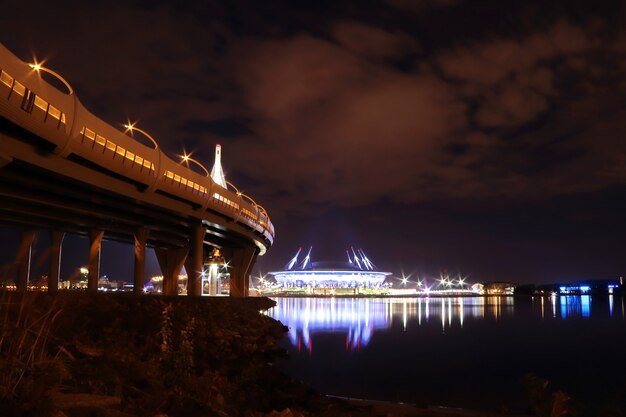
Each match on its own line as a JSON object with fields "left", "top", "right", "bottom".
{"left": 0, "top": 42, "right": 274, "bottom": 247}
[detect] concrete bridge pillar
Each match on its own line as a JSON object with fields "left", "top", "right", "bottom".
{"left": 185, "top": 224, "right": 205, "bottom": 297}
{"left": 16, "top": 230, "right": 36, "bottom": 291}
{"left": 48, "top": 231, "right": 65, "bottom": 293}
{"left": 133, "top": 227, "right": 148, "bottom": 295}
{"left": 222, "top": 246, "right": 258, "bottom": 297}
{"left": 155, "top": 247, "right": 188, "bottom": 295}
{"left": 88, "top": 229, "right": 104, "bottom": 293}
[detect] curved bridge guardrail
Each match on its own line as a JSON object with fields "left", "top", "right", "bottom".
{"left": 0, "top": 42, "right": 274, "bottom": 254}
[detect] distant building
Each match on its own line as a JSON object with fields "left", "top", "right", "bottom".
{"left": 532, "top": 278, "right": 623, "bottom": 295}
{"left": 482, "top": 281, "right": 517, "bottom": 295}
{"left": 554, "top": 279, "right": 621, "bottom": 295}
{"left": 471, "top": 283, "right": 485, "bottom": 294}
{"left": 149, "top": 274, "right": 188, "bottom": 294}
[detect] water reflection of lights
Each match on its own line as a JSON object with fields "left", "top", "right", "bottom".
{"left": 559, "top": 295, "right": 591, "bottom": 319}
{"left": 269, "top": 297, "right": 518, "bottom": 352}
{"left": 268, "top": 295, "right": 624, "bottom": 353}
{"left": 537, "top": 294, "right": 597, "bottom": 320}
{"left": 270, "top": 298, "right": 388, "bottom": 352}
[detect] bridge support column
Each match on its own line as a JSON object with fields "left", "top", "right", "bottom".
{"left": 16, "top": 230, "right": 36, "bottom": 291}
{"left": 223, "top": 246, "right": 258, "bottom": 297}
{"left": 133, "top": 227, "right": 148, "bottom": 295}
{"left": 185, "top": 224, "right": 205, "bottom": 297}
{"left": 88, "top": 230, "right": 104, "bottom": 293}
{"left": 48, "top": 231, "right": 65, "bottom": 293}
{"left": 155, "top": 247, "right": 188, "bottom": 296}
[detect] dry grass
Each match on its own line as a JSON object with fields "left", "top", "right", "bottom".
{"left": 0, "top": 291, "right": 68, "bottom": 401}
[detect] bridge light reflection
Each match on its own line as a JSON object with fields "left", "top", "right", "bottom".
{"left": 29, "top": 60, "right": 74, "bottom": 95}
{"left": 123, "top": 122, "right": 159, "bottom": 149}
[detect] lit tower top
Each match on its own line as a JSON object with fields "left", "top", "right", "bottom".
{"left": 211, "top": 144, "right": 227, "bottom": 188}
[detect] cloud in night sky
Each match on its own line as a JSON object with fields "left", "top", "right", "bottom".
{"left": 1, "top": 0, "right": 625, "bottom": 282}
{"left": 2, "top": 3, "right": 623, "bottom": 215}
{"left": 225, "top": 17, "right": 626, "bottom": 216}
{"left": 332, "top": 21, "right": 420, "bottom": 60}
{"left": 229, "top": 32, "right": 466, "bottom": 210}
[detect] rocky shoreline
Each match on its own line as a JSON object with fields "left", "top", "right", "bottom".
{"left": 0, "top": 291, "right": 523, "bottom": 417}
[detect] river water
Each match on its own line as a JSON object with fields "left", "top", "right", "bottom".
{"left": 267, "top": 295, "right": 626, "bottom": 413}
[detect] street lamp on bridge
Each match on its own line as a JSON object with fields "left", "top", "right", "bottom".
{"left": 180, "top": 153, "right": 210, "bottom": 177}
{"left": 29, "top": 61, "right": 74, "bottom": 95}
{"left": 124, "top": 122, "right": 159, "bottom": 149}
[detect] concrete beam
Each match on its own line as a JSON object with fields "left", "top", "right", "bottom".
{"left": 88, "top": 229, "right": 104, "bottom": 293}
{"left": 155, "top": 246, "right": 188, "bottom": 296}
{"left": 48, "top": 230, "right": 65, "bottom": 293}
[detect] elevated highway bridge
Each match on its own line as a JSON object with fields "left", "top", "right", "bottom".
{"left": 0, "top": 42, "right": 274, "bottom": 296}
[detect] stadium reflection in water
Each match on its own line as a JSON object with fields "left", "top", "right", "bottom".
{"left": 268, "top": 295, "right": 624, "bottom": 353}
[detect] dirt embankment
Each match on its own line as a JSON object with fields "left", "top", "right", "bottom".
{"left": 0, "top": 292, "right": 356, "bottom": 416}
{"left": 1, "top": 292, "right": 511, "bottom": 417}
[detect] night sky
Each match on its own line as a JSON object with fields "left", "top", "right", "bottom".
{"left": 1, "top": 0, "right": 625, "bottom": 285}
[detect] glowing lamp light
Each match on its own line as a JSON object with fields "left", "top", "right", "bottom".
{"left": 124, "top": 122, "right": 159, "bottom": 149}
{"left": 180, "top": 152, "right": 210, "bottom": 177}
{"left": 204, "top": 248, "right": 225, "bottom": 296}
{"left": 29, "top": 60, "right": 74, "bottom": 95}
{"left": 207, "top": 247, "right": 225, "bottom": 267}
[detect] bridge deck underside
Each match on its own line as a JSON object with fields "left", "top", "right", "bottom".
{"left": 1, "top": 161, "right": 191, "bottom": 247}
{"left": 0, "top": 118, "right": 260, "bottom": 251}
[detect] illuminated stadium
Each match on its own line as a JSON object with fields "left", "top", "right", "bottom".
{"left": 269, "top": 247, "right": 391, "bottom": 289}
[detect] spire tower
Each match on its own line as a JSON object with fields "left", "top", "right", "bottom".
{"left": 211, "top": 144, "right": 227, "bottom": 188}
